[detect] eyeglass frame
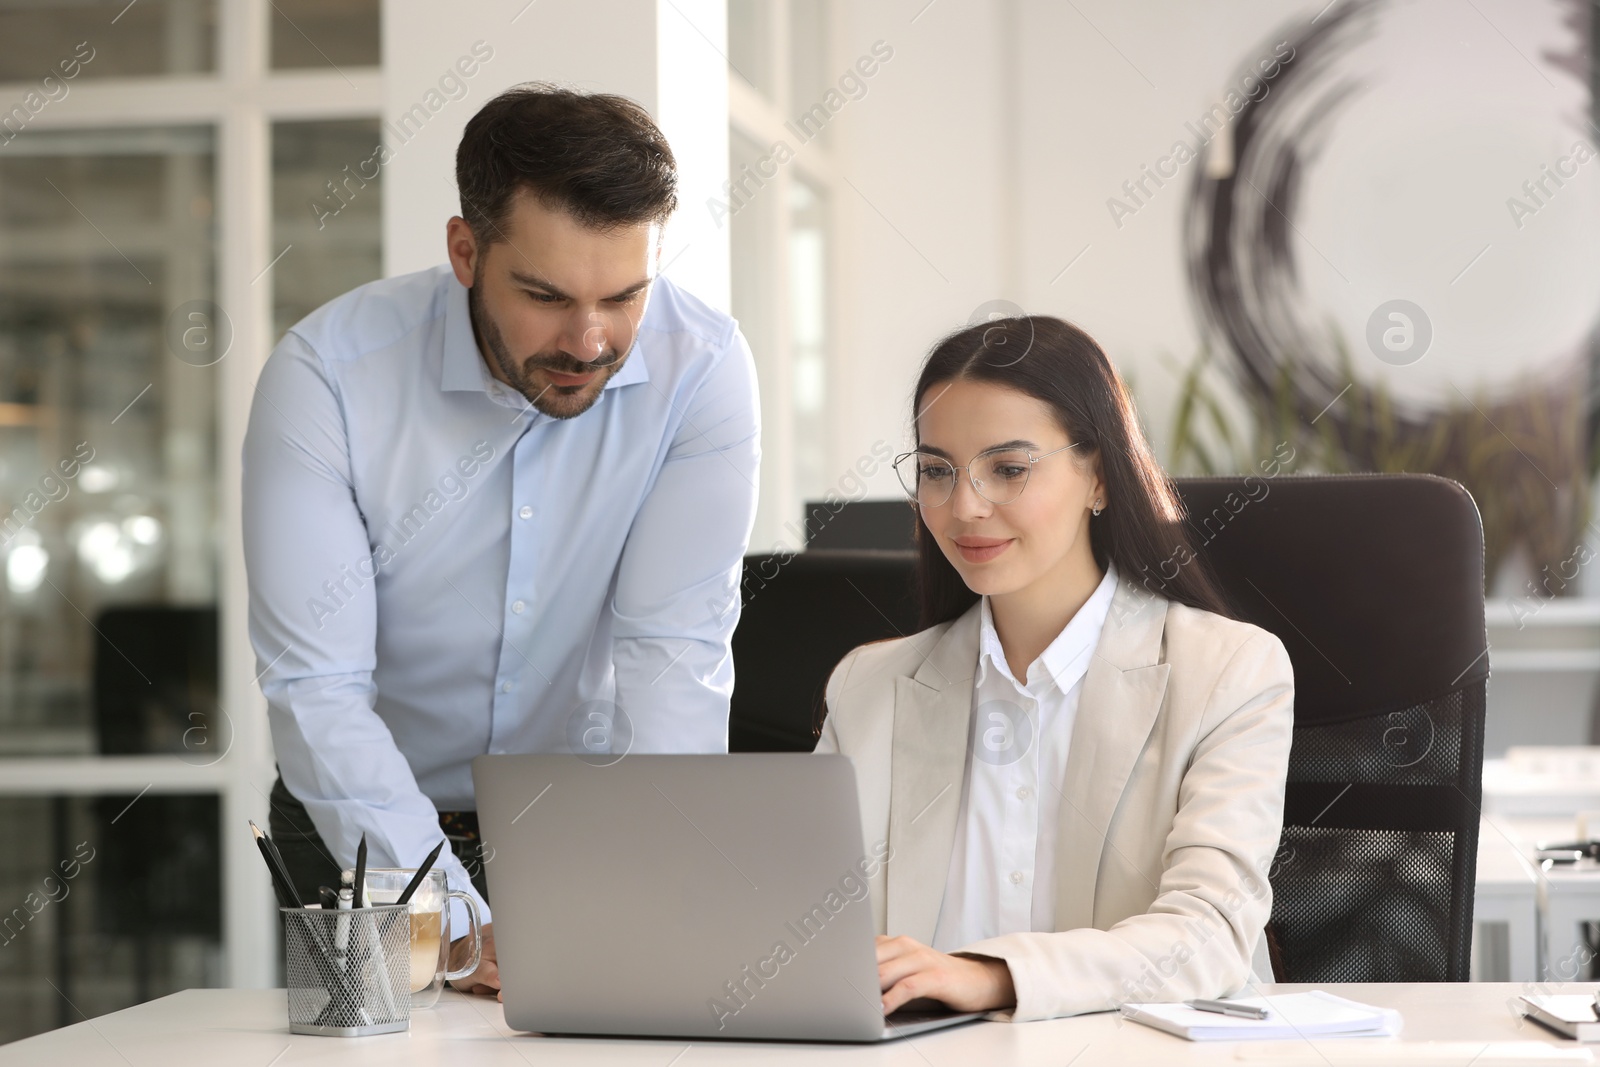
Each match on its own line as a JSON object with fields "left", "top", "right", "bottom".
{"left": 892, "top": 442, "right": 1083, "bottom": 507}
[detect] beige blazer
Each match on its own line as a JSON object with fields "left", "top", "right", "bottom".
{"left": 814, "top": 576, "right": 1294, "bottom": 1022}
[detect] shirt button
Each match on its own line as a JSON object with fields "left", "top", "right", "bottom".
{"left": 500, "top": 681, "right": 512, "bottom": 693}
{"left": 1009, "top": 870, "right": 1024, "bottom": 885}
{"left": 1016, "top": 786, "right": 1032, "bottom": 800}
{"left": 511, "top": 600, "right": 525, "bottom": 614}
{"left": 518, "top": 505, "right": 532, "bottom": 519}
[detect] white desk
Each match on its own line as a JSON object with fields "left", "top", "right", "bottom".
{"left": 1482, "top": 815, "right": 1600, "bottom": 982}
{"left": 1545, "top": 862, "right": 1600, "bottom": 980}
{"left": 1481, "top": 753, "right": 1600, "bottom": 984}
{"left": 3, "top": 984, "right": 1596, "bottom": 1065}
{"left": 1475, "top": 816, "right": 1542, "bottom": 980}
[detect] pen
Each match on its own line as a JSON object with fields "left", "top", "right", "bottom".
{"left": 396, "top": 839, "right": 447, "bottom": 906}
{"left": 1186, "top": 998, "right": 1269, "bottom": 1020}
{"left": 1592, "top": 990, "right": 1600, "bottom": 1021}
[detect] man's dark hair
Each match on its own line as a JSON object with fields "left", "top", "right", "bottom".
{"left": 455, "top": 82, "right": 677, "bottom": 242}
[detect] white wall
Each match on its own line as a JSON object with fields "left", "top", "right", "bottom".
{"left": 827, "top": 0, "right": 1600, "bottom": 486}
{"left": 828, "top": 0, "right": 1016, "bottom": 487}
{"left": 381, "top": 0, "right": 728, "bottom": 311}
{"left": 828, "top": 0, "right": 1323, "bottom": 492}
{"left": 1011, "top": 0, "right": 1321, "bottom": 464}
{"left": 1016, "top": 0, "right": 1597, "bottom": 451}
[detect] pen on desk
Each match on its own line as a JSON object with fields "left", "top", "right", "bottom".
{"left": 1592, "top": 990, "right": 1600, "bottom": 1021}
{"left": 248, "top": 820, "right": 302, "bottom": 908}
{"left": 1186, "top": 998, "right": 1270, "bottom": 1020}
{"left": 353, "top": 834, "right": 368, "bottom": 908}
{"left": 396, "top": 839, "right": 446, "bottom": 906}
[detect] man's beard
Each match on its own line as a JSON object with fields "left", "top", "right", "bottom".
{"left": 466, "top": 281, "right": 626, "bottom": 420}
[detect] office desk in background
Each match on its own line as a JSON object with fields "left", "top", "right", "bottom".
{"left": 1482, "top": 753, "right": 1600, "bottom": 982}
{"left": 1490, "top": 815, "right": 1600, "bottom": 982}
{"left": 4, "top": 985, "right": 1595, "bottom": 1065}
{"left": 1474, "top": 816, "right": 1542, "bottom": 981}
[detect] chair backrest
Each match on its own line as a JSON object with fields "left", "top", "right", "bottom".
{"left": 1172, "top": 474, "right": 1488, "bottom": 982}
{"left": 729, "top": 550, "right": 916, "bottom": 752}
{"left": 802, "top": 498, "right": 916, "bottom": 551}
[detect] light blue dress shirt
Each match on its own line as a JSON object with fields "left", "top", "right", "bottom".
{"left": 243, "top": 264, "right": 761, "bottom": 922}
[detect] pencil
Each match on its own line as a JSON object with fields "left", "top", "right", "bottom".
{"left": 353, "top": 833, "right": 368, "bottom": 908}
{"left": 248, "top": 820, "right": 302, "bottom": 908}
{"left": 396, "top": 840, "right": 447, "bottom": 906}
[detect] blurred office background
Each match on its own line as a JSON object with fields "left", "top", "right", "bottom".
{"left": 0, "top": 0, "right": 1593, "bottom": 1042}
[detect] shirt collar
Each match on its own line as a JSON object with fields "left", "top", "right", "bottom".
{"left": 977, "top": 562, "right": 1120, "bottom": 696}
{"left": 439, "top": 273, "right": 651, "bottom": 398}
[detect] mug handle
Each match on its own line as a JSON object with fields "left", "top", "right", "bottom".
{"left": 442, "top": 890, "right": 484, "bottom": 983}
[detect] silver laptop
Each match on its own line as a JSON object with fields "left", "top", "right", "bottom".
{"left": 471, "top": 753, "right": 984, "bottom": 1042}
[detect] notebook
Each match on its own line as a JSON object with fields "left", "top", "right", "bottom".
{"left": 1119, "top": 991, "right": 1401, "bottom": 1041}
{"left": 1521, "top": 995, "right": 1600, "bottom": 1042}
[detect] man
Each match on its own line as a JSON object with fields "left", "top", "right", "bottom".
{"left": 243, "top": 84, "right": 760, "bottom": 994}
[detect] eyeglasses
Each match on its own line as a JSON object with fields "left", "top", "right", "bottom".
{"left": 892, "top": 443, "right": 1081, "bottom": 507}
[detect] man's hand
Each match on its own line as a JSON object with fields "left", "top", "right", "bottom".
{"left": 875, "top": 935, "right": 1016, "bottom": 1015}
{"left": 449, "top": 921, "right": 500, "bottom": 997}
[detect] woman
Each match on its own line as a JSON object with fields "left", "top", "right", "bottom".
{"left": 815, "top": 316, "right": 1293, "bottom": 1022}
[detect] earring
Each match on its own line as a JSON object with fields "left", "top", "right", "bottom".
{"left": 1092, "top": 500, "right": 1104, "bottom": 517}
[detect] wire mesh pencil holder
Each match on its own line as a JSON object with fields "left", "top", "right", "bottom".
{"left": 283, "top": 904, "right": 411, "bottom": 1036}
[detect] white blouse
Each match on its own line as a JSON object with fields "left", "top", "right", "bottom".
{"left": 931, "top": 564, "right": 1119, "bottom": 953}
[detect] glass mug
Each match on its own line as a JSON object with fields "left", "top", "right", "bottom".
{"left": 361, "top": 868, "right": 483, "bottom": 1008}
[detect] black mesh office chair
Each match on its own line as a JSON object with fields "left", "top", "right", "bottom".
{"left": 802, "top": 498, "right": 916, "bottom": 551}
{"left": 729, "top": 550, "right": 916, "bottom": 752}
{"left": 1173, "top": 474, "right": 1487, "bottom": 982}
{"left": 732, "top": 474, "right": 1488, "bottom": 982}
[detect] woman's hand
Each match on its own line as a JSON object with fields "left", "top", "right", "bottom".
{"left": 875, "top": 935, "right": 1016, "bottom": 1014}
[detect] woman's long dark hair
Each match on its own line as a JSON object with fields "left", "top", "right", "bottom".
{"left": 908, "top": 315, "right": 1233, "bottom": 630}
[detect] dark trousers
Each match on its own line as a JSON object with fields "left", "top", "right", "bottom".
{"left": 266, "top": 774, "right": 491, "bottom": 910}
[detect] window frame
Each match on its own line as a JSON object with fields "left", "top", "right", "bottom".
{"left": 0, "top": 0, "right": 382, "bottom": 990}
{"left": 727, "top": 0, "right": 841, "bottom": 553}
